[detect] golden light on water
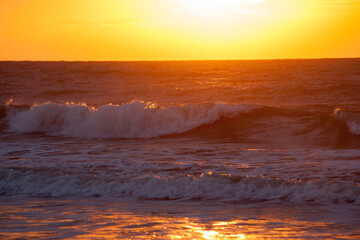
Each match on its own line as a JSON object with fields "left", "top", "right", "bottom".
{"left": 1, "top": 199, "right": 360, "bottom": 239}
{"left": 170, "top": 218, "right": 246, "bottom": 239}
{"left": 2, "top": 210, "right": 355, "bottom": 240}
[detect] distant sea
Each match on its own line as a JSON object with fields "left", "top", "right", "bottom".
{"left": 1, "top": 59, "right": 360, "bottom": 239}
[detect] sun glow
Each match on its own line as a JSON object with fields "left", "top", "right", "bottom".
{"left": 178, "top": 0, "right": 265, "bottom": 16}
{"left": 0, "top": 0, "right": 359, "bottom": 60}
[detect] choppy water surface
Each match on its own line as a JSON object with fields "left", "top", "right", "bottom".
{"left": 1, "top": 59, "right": 360, "bottom": 239}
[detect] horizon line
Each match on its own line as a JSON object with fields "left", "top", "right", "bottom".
{"left": 0, "top": 57, "right": 359, "bottom": 62}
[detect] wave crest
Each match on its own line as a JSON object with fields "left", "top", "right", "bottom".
{"left": 6, "top": 101, "right": 258, "bottom": 138}
{"left": 334, "top": 108, "right": 360, "bottom": 135}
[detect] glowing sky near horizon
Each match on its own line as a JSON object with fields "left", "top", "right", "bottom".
{"left": 0, "top": 0, "right": 360, "bottom": 60}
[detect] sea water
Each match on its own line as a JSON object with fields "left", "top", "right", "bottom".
{"left": 1, "top": 59, "right": 360, "bottom": 239}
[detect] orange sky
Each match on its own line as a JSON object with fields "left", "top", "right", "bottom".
{"left": 1, "top": 0, "right": 360, "bottom": 61}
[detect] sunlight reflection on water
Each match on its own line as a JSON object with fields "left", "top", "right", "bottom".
{"left": 1, "top": 198, "right": 359, "bottom": 239}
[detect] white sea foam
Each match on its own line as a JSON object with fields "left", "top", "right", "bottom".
{"left": 334, "top": 108, "right": 360, "bottom": 135}
{"left": 6, "top": 101, "right": 258, "bottom": 138}
{"left": 1, "top": 169, "right": 359, "bottom": 204}
{"left": 346, "top": 122, "right": 360, "bottom": 135}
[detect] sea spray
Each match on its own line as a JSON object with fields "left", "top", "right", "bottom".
{"left": 6, "top": 101, "right": 259, "bottom": 138}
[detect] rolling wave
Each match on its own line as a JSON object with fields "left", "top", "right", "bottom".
{"left": 3, "top": 101, "right": 360, "bottom": 140}
{"left": 1, "top": 168, "right": 359, "bottom": 204}
{"left": 5, "top": 101, "right": 258, "bottom": 138}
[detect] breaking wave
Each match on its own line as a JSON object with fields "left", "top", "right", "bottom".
{"left": 1, "top": 168, "right": 359, "bottom": 204}
{"left": 334, "top": 108, "right": 360, "bottom": 135}
{"left": 4, "top": 101, "right": 360, "bottom": 141}
{"left": 5, "top": 101, "right": 259, "bottom": 138}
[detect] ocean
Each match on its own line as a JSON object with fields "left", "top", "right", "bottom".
{"left": 0, "top": 59, "right": 360, "bottom": 239}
